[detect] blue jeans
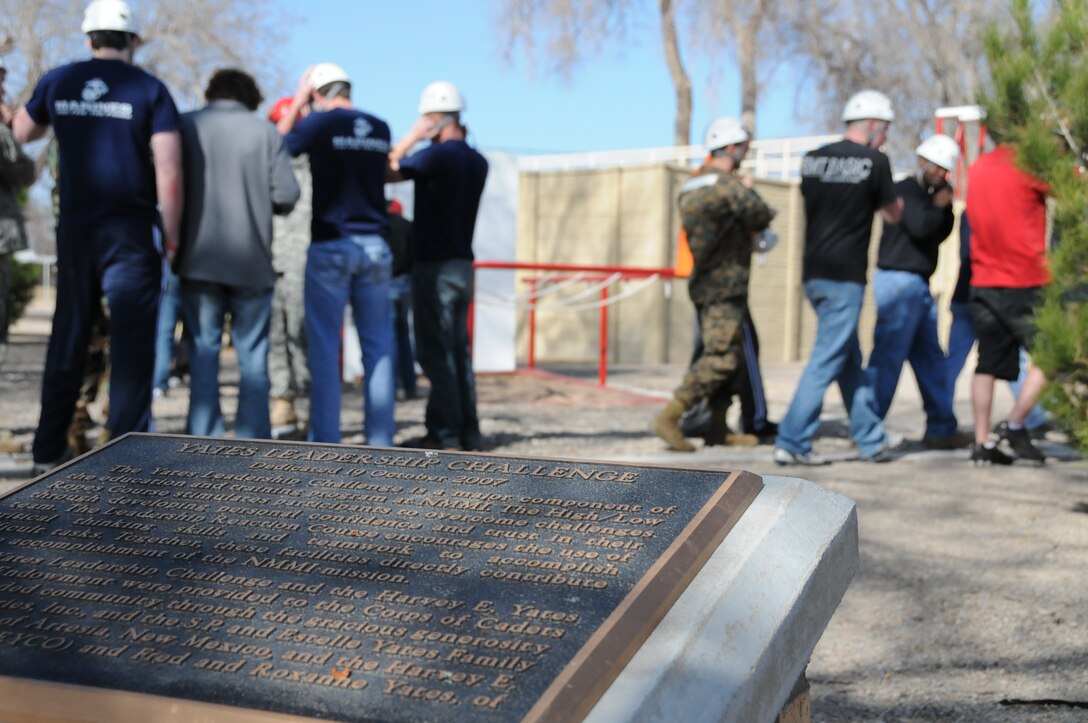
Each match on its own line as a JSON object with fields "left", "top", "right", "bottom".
{"left": 390, "top": 274, "right": 417, "bottom": 396}
{"left": 412, "top": 259, "right": 479, "bottom": 449}
{"left": 153, "top": 264, "right": 181, "bottom": 391}
{"left": 776, "top": 279, "right": 887, "bottom": 457}
{"left": 33, "top": 220, "right": 160, "bottom": 463}
{"left": 866, "top": 270, "right": 957, "bottom": 437}
{"left": 947, "top": 301, "right": 1048, "bottom": 430}
{"left": 305, "top": 236, "right": 394, "bottom": 445}
{"left": 181, "top": 281, "right": 272, "bottom": 439}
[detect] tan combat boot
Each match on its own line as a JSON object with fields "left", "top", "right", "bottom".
{"left": 652, "top": 398, "right": 695, "bottom": 452}
{"left": 271, "top": 397, "right": 299, "bottom": 439}
{"left": 271, "top": 397, "right": 297, "bottom": 425}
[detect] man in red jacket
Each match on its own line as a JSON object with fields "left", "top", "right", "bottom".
{"left": 965, "top": 145, "right": 1050, "bottom": 465}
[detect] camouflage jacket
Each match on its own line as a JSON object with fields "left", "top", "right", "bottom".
{"left": 0, "top": 125, "right": 35, "bottom": 255}
{"left": 679, "top": 164, "right": 773, "bottom": 305}
{"left": 271, "top": 155, "right": 312, "bottom": 276}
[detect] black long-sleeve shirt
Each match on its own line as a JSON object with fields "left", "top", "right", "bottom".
{"left": 876, "top": 176, "right": 955, "bottom": 279}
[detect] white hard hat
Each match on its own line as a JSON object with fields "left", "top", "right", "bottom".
{"left": 842, "top": 90, "right": 895, "bottom": 122}
{"left": 309, "top": 63, "right": 351, "bottom": 92}
{"left": 916, "top": 134, "right": 960, "bottom": 171}
{"left": 704, "top": 116, "right": 749, "bottom": 152}
{"left": 418, "top": 81, "right": 465, "bottom": 114}
{"left": 81, "top": 0, "right": 138, "bottom": 35}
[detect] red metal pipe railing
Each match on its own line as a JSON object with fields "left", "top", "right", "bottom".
{"left": 472, "top": 261, "right": 675, "bottom": 385}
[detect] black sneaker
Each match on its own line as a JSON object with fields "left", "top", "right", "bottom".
{"left": 994, "top": 421, "right": 1045, "bottom": 463}
{"left": 745, "top": 421, "right": 779, "bottom": 444}
{"left": 969, "top": 443, "right": 1013, "bottom": 466}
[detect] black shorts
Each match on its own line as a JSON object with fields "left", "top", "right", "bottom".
{"left": 969, "top": 286, "right": 1042, "bottom": 380}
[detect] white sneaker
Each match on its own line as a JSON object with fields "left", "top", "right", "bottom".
{"left": 861, "top": 432, "right": 906, "bottom": 463}
{"left": 773, "top": 447, "right": 830, "bottom": 466}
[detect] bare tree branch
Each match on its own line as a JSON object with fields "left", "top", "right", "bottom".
{"left": 658, "top": 0, "right": 692, "bottom": 146}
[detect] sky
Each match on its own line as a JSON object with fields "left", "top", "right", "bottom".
{"left": 274, "top": 1, "right": 813, "bottom": 157}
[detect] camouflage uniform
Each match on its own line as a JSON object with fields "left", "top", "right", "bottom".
{"left": 674, "top": 165, "right": 773, "bottom": 407}
{"left": 269, "top": 155, "right": 311, "bottom": 404}
{"left": 0, "top": 125, "right": 34, "bottom": 350}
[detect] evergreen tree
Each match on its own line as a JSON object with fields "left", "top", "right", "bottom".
{"left": 980, "top": 0, "right": 1088, "bottom": 450}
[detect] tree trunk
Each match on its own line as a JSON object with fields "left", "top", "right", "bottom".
{"left": 658, "top": 0, "right": 692, "bottom": 148}
{"left": 737, "top": 20, "right": 759, "bottom": 136}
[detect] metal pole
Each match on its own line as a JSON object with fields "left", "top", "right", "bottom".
{"left": 599, "top": 285, "right": 608, "bottom": 386}
{"left": 528, "top": 279, "right": 538, "bottom": 370}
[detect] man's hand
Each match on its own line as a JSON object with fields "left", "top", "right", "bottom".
{"left": 163, "top": 238, "right": 179, "bottom": 266}
{"left": 932, "top": 184, "right": 954, "bottom": 209}
{"left": 293, "top": 67, "right": 315, "bottom": 106}
{"left": 277, "top": 67, "right": 315, "bottom": 135}
{"left": 880, "top": 196, "right": 905, "bottom": 225}
{"left": 389, "top": 115, "right": 440, "bottom": 172}
{"left": 0, "top": 104, "right": 13, "bottom": 128}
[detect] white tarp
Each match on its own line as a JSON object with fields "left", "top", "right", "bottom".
{"left": 343, "top": 149, "right": 518, "bottom": 382}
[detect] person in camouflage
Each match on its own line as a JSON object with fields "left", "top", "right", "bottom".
{"left": 653, "top": 117, "right": 774, "bottom": 451}
{"left": 267, "top": 97, "right": 312, "bottom": 439}
{"left": 0, "top": 58, "right": 35, "bottom": 368}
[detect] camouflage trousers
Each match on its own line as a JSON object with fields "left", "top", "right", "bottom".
{"left": 0, "top": 253, "right": 10, "bottom": 344}
{"left": 675, "top": 299, "right": 745, "bottom": 407}
{"left": 268, "top": 269, "right": 309, "bottom": 399}
{"left": 69, "top": 299, "right": 110, "bottom": 454}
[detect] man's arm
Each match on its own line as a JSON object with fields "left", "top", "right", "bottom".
{"left": 269, "top": 134, "right": 300, "bottom": 215}
{"left": 875, "top": 152, "right": 903, "bottom": 225}
{"left": 899, "top": 185, "right": 954, "bottom": 242}
{"left": 12, "top": 108, "right": 49, "bottom": 144}
{"left": 734, "top": 182, "right": 775, "bottom": 233}
{"left": 879, "top": 196, "right": 904, "bottom": 225}
{"left": 151, "top": 130, "right": 183, "bottom": 264}
{"left": 387, "top": 115, "right": 440, "bottom": 181}
{"left": 277, "top": 68, "right": 313, "bottom": 136}
{"left": 0, "top": 126, "right": 36, "bottom": 189}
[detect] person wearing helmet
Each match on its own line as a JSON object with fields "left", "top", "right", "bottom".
{"left": 774, "top": 90, "right": 903, "bottom": 466}
{"left": 14, "top": 0, "right": 183, "bottom": 474}
{"left": 0, "top": 57, "right": 36, "bottom": 370}
{"left": 266, "top": 96, "right": 313, "bottom": 439}
{"left": 275, "top": 63, "right": 395, "bottom": 446}
{"left": 387, "top": 81, "right": 488, "bottom": 451}
{"left": 864, "top": 134, "right": 965, "bottom": 449}
{"left": 652, "top": 116, "right": 774, "bottom": 451}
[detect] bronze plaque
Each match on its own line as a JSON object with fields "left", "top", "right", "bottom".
{"left": 0, "top": 433, "right": 761, "bottom": 722}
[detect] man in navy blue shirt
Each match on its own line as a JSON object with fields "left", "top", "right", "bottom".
{"left": 276, "top": 63, "right": 395, "bottom": 446}
{"left": 15, "top": 0, "right": 182, "bottom": 473}
{"left": 389, "top": 81, "right": 489, "bottom": 451}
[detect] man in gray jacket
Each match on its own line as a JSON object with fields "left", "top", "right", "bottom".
{"left": 177, "top": 68, "right": 299, "bottom": 439}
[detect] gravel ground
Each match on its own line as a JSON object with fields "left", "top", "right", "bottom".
{"left": 2, "top": 293, "right": 1086, "bottom": 722}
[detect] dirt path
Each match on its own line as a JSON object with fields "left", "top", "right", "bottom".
{"left": 2, "top": 296, "right": 1085, "bottom": 721}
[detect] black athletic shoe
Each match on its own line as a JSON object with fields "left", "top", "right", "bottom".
{"left": 994, "top": 421, "right": 1045, "bottom": 463}
{"left": 969, "top": 443, "right": 1013, "bottom": 466}
{"left": 745, "top": 421, "right": 779, "bottom": 444}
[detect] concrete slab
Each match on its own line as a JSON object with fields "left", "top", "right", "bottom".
{"left": 587, "top": 476, "right": 858, "bottom": 723}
